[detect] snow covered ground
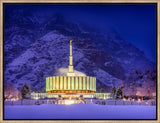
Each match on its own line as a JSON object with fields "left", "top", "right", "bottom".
{"left": 4, "top": 103, "right": 156, "bottom": 119}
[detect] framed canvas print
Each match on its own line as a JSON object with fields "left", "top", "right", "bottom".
{"left": 0, "top": 0, "right": 159, "bottom": 122}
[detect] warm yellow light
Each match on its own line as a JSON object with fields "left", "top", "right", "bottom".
{"left": 61, "top": 84, "right": 62, "bottom": 89}
{"left": 64, "top": 100, "right": 74, "bottom": 105}
{"left": 11, "top": 98, "right": 18, "bottom": 101}
{"left": 57, "top": 84, "right": 58, "bottom": 89}
{"left": 35, "top": 97, "right": 39, "bottom": 100}
{"left": 137, "top": 98, "right": 141, "bottom": 103}
{"left": 123, "top": 98, "right": 126, "bottom": 101}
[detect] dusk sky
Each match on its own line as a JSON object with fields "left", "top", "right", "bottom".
{"left": 48, "top": 4, "right": 157, "bottom": 63}
{"left": 5, "top": 4, "right": 157, "bottom": 62}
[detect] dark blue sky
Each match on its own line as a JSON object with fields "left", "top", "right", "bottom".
{"left": 6, "top": 4, "right": 157, "bottom": 62}
{"left": 51, "top": 4, "right": 156, "bottom": 63}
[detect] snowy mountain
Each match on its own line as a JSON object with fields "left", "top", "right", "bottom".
{"left": 4, "top": 7, "right": 155, "bottom": 93}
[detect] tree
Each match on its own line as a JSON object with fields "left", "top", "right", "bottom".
{"left": 20, "top": 83, "right": 31, "bottom": 99}
{"left": 4, "top": 83, "right": 19, "bottom": 100}
{"left": 111, "top": 86, "right": 116, "bottom": 99}
{"left": 129, "top": 82, "right": 137, "bottom": 95}
{"left": 100, "top": 88, "right": 105, "bottom": 93}
{"left": 42, "top": 87, "right": 46, "bottom": 93}
{"left": 115, "top": 87, "right": 123, "bottom": 99}
{"left": 18, "top": 91, "right": 22, "bottom": 99}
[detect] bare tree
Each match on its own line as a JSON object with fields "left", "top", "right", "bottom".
{"left": 4, "top": 83, "right": 20, "bottom": 100}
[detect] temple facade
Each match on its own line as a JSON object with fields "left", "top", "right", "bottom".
{"left": 46, "top": 40, "right": 96, "bottom": 93}
{"left": 31, "top": 40, "right": 111, "bottom": 100}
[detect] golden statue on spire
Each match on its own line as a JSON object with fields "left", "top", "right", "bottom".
{"left": 70, "top": 40, "right": 72, "bottom": 45}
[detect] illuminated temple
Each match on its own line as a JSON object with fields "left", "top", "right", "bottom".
{"left": 46, "top": 40, "right": 96, "bottom": 93}
{"left": 31, "top": 40, "right": 110, "bottom": 100}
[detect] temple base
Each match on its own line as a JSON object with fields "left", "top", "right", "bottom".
{"left": 68, "top": 65, "right": 75, "bottom": 76}
{"left": 67, "top": 72, "right": 75, "bottom": 76}
{"left": 68, "top": 65, "right": 74, "bottom": 72}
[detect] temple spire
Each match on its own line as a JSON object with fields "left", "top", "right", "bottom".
{"left": 70, "top": 40, "right": 73, "bottom": 65}
{"left": 67, "top": 40, "right": 75, "bottom": 76}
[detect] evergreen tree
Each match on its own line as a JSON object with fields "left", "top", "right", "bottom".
{"left": 115, "top": 87, "right": 123, "bottom": 99}
{"left": 111, "top": 86, "right": 116, "bottom": 99}
{"left": 100, "top": 88, "right": 105, "bottom": 93}
{"left": 42, "top": 87, "right": 46, "bottom": 93}
{"left": 20, "top": 83, "right": 31, "bottom": 99}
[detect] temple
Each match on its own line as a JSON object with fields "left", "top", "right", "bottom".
{"left": 46, "top": 40, "right": 96, "bottom": 93}
{"left": 31, "top": 40, "right": 110, "bottom": 100}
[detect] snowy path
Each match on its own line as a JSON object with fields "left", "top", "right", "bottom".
{"left": 4, "top": 103, "right": 156, "bottom": 119}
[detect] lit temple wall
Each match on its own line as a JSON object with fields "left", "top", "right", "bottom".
{"left": 56, "top": 76, "right": 59, "bottom": 90}
{"left": 87, "top": 77, "right": 89, "bottom": 90}
{"left": 64, "top": 76, "right": 67, "bottom": 90}
{"left": 46, "top": 76, "right": 96, "bottom": 93}
{"left": 90, "top": 77, "right": 92, "bottom": 90}
{"left": 75, "top": 76, "right": 78, "bottom": 90}
{"left": 83, "top": 77, "right": 86, "bottom": 90}
{"left": 60, "top": 76, "right": 63, "bottom": 90}
{"left": 50, "top": 77, "right": 52, "bottom": 90}
{"left": 68, "top": 77, "right": 70, "bottom": 90}
{"left": 72, "top": 76, "right": 74, "bottom": 90}
{"left": 53, "top": 77, "right": 55, "bottom": 90}
{"left": 79, "top": 77, "right": 82, "bottom": 90}
{"left": 93, "top": 77, "right": 95, "bottom": 91}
